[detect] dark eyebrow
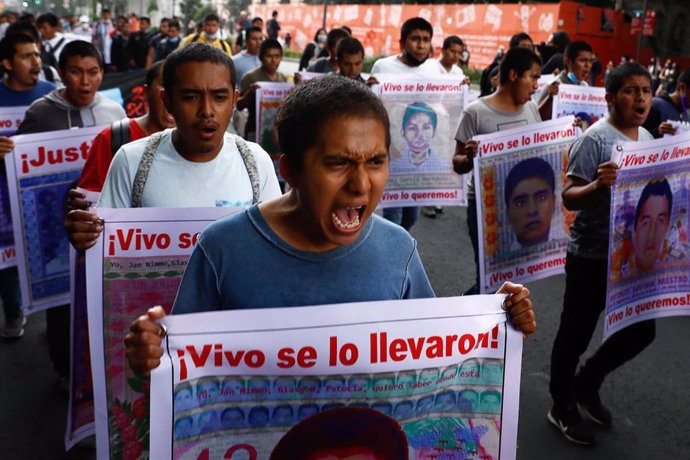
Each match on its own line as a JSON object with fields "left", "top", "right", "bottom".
{"left": 179, "top": 88, "right": 231, "bottom": 94}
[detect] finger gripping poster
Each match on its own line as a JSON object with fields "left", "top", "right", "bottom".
{"left": 375, "top": 74, "right": 468, "bottom": 208}
{"left": 605, "top": 131, "right": 690, "bottom": 339}
{"left": 150, "top": 296, "right": 524, "bottom": 459}
{"left": 86, "top": 207, "right": 240, "bottom": 460}
{"left": 474, "top": 117, "right": 578, "bottom": 293}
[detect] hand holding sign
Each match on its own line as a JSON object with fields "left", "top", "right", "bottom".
{"left": 0, "top": 136, "right": 14, "bottom": 157}
{"left": 124, "top": 305, "right": 167, "bottom": 377}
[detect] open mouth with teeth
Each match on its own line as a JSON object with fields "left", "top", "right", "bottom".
{"left": 332, "top": 205, "right": 365, "bottom": 233}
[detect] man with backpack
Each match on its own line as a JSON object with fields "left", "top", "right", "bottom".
{"left": 65, "top": 44, "right": 280, "bottom": 251}
{"left": 181, "top": 13, "right": 232, "bottom": 57}
{"left": 36, "top": 13, "right": 86, "bottom": 67}
{"left": 154, "top": 20, "right": 182, "bottom": 63}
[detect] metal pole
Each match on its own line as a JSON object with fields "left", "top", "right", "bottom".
{"left": 322, "top": 0, "right": 328, "bottom": 31}
{"left": 636, "top": 0, "right": 649, "bottom": 63}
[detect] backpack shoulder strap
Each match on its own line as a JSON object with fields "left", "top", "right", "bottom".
{"left": 131, "top": 132, "right": 164, "bottom": 208}
{"left": 110, "top": 119, "right": 131, "bottom": 156}
{"left": 191, "top": 33, "right": 200, "bottom": 43}
{"left": 42, "top": 64, "right": 55, "bottom": 82}
{"left": 50, "top": 37, "right": 66, "bottom": 56}
{"left": 221, "top": 39, "right": 230, "bottom": 54}
{"left": 234, "top": 136, "right": 261, "bottom": 205}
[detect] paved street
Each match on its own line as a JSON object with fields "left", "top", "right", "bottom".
{"left": 1, "top": 207, "right": 688, "bottom": 459}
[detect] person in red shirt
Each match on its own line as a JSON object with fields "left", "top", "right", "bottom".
{"left": 76, "top": 60, "right": 175, "bottom": 193}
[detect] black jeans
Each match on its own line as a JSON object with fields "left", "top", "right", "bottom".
{"left": 464, "top": 198, "right": 480, "bottom": 295}
{"left": 47, "top": 304, "right": 70, "bottom": 378}
{"left": 549, "top": 252, "right": 656, "bottom": 406}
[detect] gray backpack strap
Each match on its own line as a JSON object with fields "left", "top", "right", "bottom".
{"left": 234, "top": 136, "right": 261, "bottom": 205}
{"left": 131, "top": 132, "right": 164, "bottom": 208}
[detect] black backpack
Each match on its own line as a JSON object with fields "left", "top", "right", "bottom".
{"left": 40, "top": 37, "right": 65, "bottom": 69}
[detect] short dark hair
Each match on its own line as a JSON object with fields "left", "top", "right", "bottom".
{"left": 326, "top": 28, "right": 350, "bottom": 51}
{"left": 204, "top": 13, "right": 220, "bottom": 23}
{"left": 58, "top": 40, "right": 103, "bottom": 71}
{"left": 504, "top": 158, "right": 555, "bottom": 207}
{"left": 403, "top": 102, "right": 437, "bottom": 131}
{"left": 678, "top": 69, "right": 690, "bottom": 88}
{"left": 400, "top": 17, "right": 433, "bottom": 41}
{"left": 605, "top": 62, "right": 651, "bottom": 94}
{"left": 272, "top": 10, "right": 278, "bottom": 17}
{"left": 509, "top": 32, "right": 533, "bottom": 49}
{"left": 549, "top": 30, "right": 571, "bottom": 52}
{"left": 275, "top": 75, "right": 390, "bottom": 170}
{"left": 145, "top": 60, "right": 164, "bottom": 88}
{"left": 565, "top": 40, "right": 593, "bottom": 63}
{"left": 247, "top": 26, "right": 263, "bottom": 37}
{"left": 140, "top": 16, "right": 150, "bottom": 24}
{"left": 341, "top": 25, "right": 352, "bottom": 35}
{"left": 269, "top": 407, "right": 408, "bottom": 460}
{"left": 5, "top": 21, "right": 40, "bottom": 42}
{"left": 634, "top": 179, "right": 673, "bottom": 229}
{"left": 251, "top": 16, "right": 263, "bottom": 25}
{"left": 160, "top": 17, "right": 171, "bottom": 25}
{"left": 0, "top": 33, "right": 36, "bottom": 66}
{"left": 443, "top": 35, "right": 463, "bottom": 50}
{"left": 162, "top": 42, "right": 237, "bottom": 94}
{"left": 336, "top": 37, "right": 364, "bottom": 61}
{"left": 36, "top": 13, "right": 59, "bottom": 28}
{"left": 259, "top": 38, "right": 282, "bottom": 58}
{"left": 499, "top": 47, "right": 541, "bottom": 85}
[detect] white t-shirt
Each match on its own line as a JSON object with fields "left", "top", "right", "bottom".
{"left": 430, "top": 59, "right": 464, "bottom": 75}
{"left": 98, "top": 129, "right": 282, "bottom": 208}
{"left": 370, "top": 55, "right": 440, "bottom": 76}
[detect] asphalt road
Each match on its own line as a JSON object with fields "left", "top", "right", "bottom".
{"left": 1, "top": 205, "right": 688, "bottom": 459}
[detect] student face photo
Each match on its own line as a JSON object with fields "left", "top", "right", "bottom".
{"left": 196, "top": 379, "right": 220, "bottom": 406}
{"left": 174, "top": 387, "right": 194, "bottom": 411}
{"left": 221, "top": 377, "right": 244, "bottom": 399}
{"left": 174, "top": 416, "right": 194, "bottom": 440}
{"left": 297, "top": 404, "right": 320, "bottom": 421}
{"left": 507, "top": 175, "right": 556, "bottom": 247}
{"left": 632, "top": 186, "right": 671, "bottom": 273}
{"left": 198, "top": 410, "right": 220, "bottom": 434}
{"left": 415, "top": 396, "right": 433, "bottom": 416}
{"left": 393, "top": 401, "right": 414, "bottom": 420}
{"left": 458, "top": 390, "right": 479, "bottom": 412}
{"left": 248, "top": 407, "right": 270, "bottom": 428}
{"left": 272, "top": 405, "right": 294, "bottom": 426}
{"left": 371, "top": 402, "right": 393, "bottom": 417}
{"left": 221, "top": 408, "right": 245, "bottom": 429}
{"left": 402, "top": 110, "right": 435, "bottom": 155}
{"left": 481, "top": 391, "right": 502, "bottom": 413}
{"left": 282, "top": 116, "right": 388, "bottom": 251}
{"left": 434, "top": 390, "right": 456, "bottom": 411}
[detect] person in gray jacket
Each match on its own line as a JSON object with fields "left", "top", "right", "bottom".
{"left": 18, "top": 40, "right": 125, "bottom": 134}
{"left": 16, "top": 39, "right": 125, "bottom": 394}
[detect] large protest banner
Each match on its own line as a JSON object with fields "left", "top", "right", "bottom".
{"left": 150, "top": 295, "right": 523, "bottom": 459}
{"left": 66, "top": 190, "right": 100, "bottom": 450}
{"left": 99, "top": 69, "right": 148, "bottom": 117}
{"left": 552, "top": 85, "right": 608, "bottom": 130}
{"left": 0, "top": 105, "right": 30, "bottom": 270}
{"left": 474, "top": 117, "right": 578, "bottom": 293}
{"left": 255, "top": 82, "right": 295, "bottom": 177}
{"left": 375, "top": 75, "right": 468, "bottom": 208}
{"left": 86, "top": 207, "right": 239, "bottom": 460}
{"left": 4, "top": 126, "right": 103, "bottom": 313}
{"left": 605, "top": 131, "right": 690, "bottom": 339}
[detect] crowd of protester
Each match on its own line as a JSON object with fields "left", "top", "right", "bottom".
{"left": 0, "top": 5, "right": 688, "bottom": 456}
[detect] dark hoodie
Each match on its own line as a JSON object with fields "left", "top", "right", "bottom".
{"left": 17, "top": 88, "right": 126, "bottom": 135}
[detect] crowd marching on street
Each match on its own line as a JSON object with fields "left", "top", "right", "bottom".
{"left": 0, "top": 3, "right": 689, "bottom": 459}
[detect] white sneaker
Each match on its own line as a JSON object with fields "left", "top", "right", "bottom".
{"left": 1, "top": 314, "right": 26, "bottom": 338}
